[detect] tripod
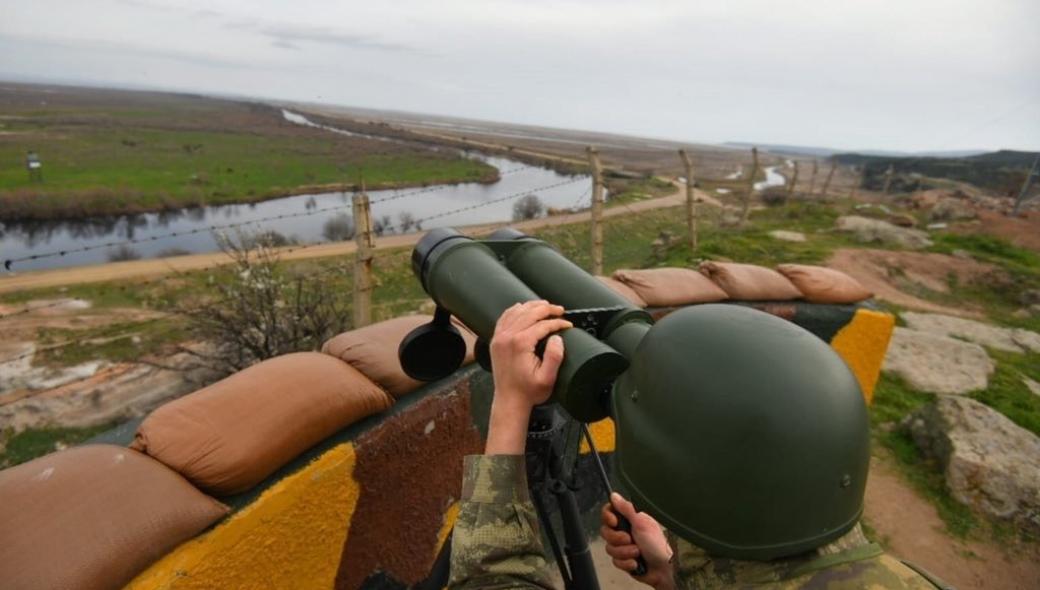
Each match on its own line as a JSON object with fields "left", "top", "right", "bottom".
{"left": 421, "top": 404, "right": 601, "bottom": 590}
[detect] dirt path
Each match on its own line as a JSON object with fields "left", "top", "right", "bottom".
{"left": 0, "top": 183, "right": 711, "bottom": 295}
{"left": 864, "top": 453, "right": 1040, "bottom": 590}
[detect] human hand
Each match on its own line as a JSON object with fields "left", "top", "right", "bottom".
{"left": 600, "top": 493, "right": 675, "bottom": 590}
{"left": 483, "top": 300, "right": 571, "bottom": 455}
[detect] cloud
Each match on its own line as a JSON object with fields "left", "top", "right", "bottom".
{"left": 260, "top": 24, "right": 417, "bottom": 53}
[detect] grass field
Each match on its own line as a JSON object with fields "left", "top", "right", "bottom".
{"left": 0, "top": 84, "right": 496, "bottom": 221}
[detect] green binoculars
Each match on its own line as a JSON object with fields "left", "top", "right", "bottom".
{"left": 399, "top": 227, "right": 654, "bottom": 422}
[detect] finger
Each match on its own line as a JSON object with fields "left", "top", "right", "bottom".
{"left": 612, "top": 558, "right": 637, "bottom": 573}
{"left": 534, "top": 335, "right": 565, "bottom": 384}
{"left": 611, "top": 492, "right": 639, "bottom": 522}
{"left": 605, "top": 543, "right": 641, "bottom": 560}
{"left": 600, "top": 503, "right": 618, "bottom": 529}
{"left": 599, "top": 525, "right": 631, "bottom": 547}
{"left": 509, "top": 300, "right": 564, "bottom": 332}
{"left": 494, "top": 302, "right": 525, "bottom": 333}
{"left": 518, "top": 319, "right": 572, "bottom": 350}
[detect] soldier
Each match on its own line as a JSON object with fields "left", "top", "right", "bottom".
{"left": 448, "top": 300, "right": 951, "bottom": 590}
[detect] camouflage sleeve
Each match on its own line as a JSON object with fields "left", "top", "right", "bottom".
{"left": 448, "top": 454, "right": 556, "bottom": 590}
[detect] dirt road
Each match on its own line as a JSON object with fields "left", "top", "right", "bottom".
{"left": 0, "top": 183, "right": 715, "bottom": 295}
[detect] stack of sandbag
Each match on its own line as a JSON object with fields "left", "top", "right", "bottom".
{"left": 0, "top": 445, "right": 228, "bottom": 590}
{"left": 131, "top": 352, "right": 392, "bottom": 495}
{"left": 595, "top": 276, "right": 648, "bottom": 307}
{"left": 609, "top": 262, "right": 872, "bottom": 306}
{"left": 322, "top": 314, "right": 477, "bottom": 399}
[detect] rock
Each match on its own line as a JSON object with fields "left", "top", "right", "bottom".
{"left": 887, "top": 213, "right": 918, "bottom": 228}
{"left": 902, "top": 311, "right": 1040, "bottom": 353}
{"left": 929, "top": 198, "right": 977, "bottom": 222}
{"left": 768, "top": 230, "right": 806, "bottom": 242}
{"left": 951, "top": 249, "right": 974, "bottom": 260}
{"left": 902, "top": 396, "right": 1040, "bottom": 534}
{"left": 883, "top": 327, "right": 994, "bottom": 394}
{"left": 1023, "top": 376, "right": 1040, "bottom": 398}
{"left": 835, "top": 215, "right": 933, "bottom": 249}
{"left": 1021, "top": 289, "right": 1040, "bottom": 306}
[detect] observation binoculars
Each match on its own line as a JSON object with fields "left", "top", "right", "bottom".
{"left": 399, "top": 227, "right": 654, "bottom": 422}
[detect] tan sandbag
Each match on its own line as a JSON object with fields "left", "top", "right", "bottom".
{"left": 698, "top": 261, "right": 803, "bottom": 301}
{"left": 321, "top": 315, "right": 477, "bottom": 398}
{"left": 595, "top": 276, "right": 648, "bottom": 307}
{"left": 612, "top": 268, "right": 728, "bottom": 307}
{"left": 776, "top": 263, "right": 873, "bottom": 303}
{"left": 0, "top": 445, "right": 228, "bottom": 590}
{"left": 131, "top": 352, "right": 392, "bottom": 495}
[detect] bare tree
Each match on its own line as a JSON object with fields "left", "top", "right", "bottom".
{"left": 107, "top": 244, "right": 141, "bottom": 262}
{"left": 512, "top": 194, "right": 544, "bottom": 221}
{"left": 397, "top": 210, "right": 417, "bottom": 233}
{"left": 372, "top": 214, "right": 393, "bottom": 236}
{"left": 322, "top": 213, "right": 355, "bottom": 241}
{"left": 174, "top": 232, "right": 351, "bottom": 376}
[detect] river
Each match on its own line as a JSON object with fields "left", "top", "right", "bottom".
{"left": 0, "top": 115, "right": 590, "bottom": 273}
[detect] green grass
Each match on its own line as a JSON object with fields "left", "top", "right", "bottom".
{"left": 33, "top": 318, "right": 187, "bottom": 367}
{"left": 970, "top": 350, "right": 1040, "bottom": 437}
{"left": 0, "top": 423, "right": 116, "bottom": 468}
{"left": 0, "top": 92, "right": 495, "bottom": 220}
{"left": 604, "top": 176, "right": 675, "bottom": 207}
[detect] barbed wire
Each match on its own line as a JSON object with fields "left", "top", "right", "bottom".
{"left": 0, "top": 165, "right": 538, "bottom": 271}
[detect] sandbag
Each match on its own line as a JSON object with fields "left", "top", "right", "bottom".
{"left": 698, "top": 261, "right": 803, "bottom": 301}
{"left": 0, "top": 445, "right": 228, "bottom": 590}
{"left": 596, "top": 276, "right": 648, "bottom": 307}
{"left": 776, "top": 263, "right": 873, "bottom": 303}
{"left": 322, "top": 314, "right": 476, "bottom": 398}
{"left": 131, "top": 352, "right": 392, "bottom": 495}
{"left": 612, "top": 268, "right": 728, "bottom": 307}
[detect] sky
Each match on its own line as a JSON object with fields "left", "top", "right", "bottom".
{"left": 1, "top": 0, "right": 1037, "bottom": 153}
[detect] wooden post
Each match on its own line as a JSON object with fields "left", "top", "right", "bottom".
{"left": 807, "top": 160, "right": 819, "bottom": 196}
{"left": 739, "top": 147, "right": 759, "bottom": 226}
{"left": 1012, "top": 154, "right": 1040, "bottom": 216}
{"left": 679, "top": 149, "right": 697, "bottom": 252}
{"left": 882, "top": 165, "right": 895, "bottom": 196}
{"left": 787, "top": 161, "right": 800, "bottom": 198}
{"left": 849, "top": 166, "right": 866, "bottom": 200}
{"left": 352, "top": 186, "right": 374, "bottom": 328}
{"left": 818, "top": 160, "right": 837, "bottom": 199}
{"left": 587, "top": 146, "right": 604, "bottom": 275}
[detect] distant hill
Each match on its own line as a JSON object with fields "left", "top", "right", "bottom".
{"left": 832, "top": 149, "right": 1038, "bottom": 195}
{"left": 724, "top": 142, "right": 988, "bottom": 159}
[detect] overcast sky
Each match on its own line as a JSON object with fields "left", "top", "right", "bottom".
{"left": 1, "top": 0, "right": 1037, "bottom": 152}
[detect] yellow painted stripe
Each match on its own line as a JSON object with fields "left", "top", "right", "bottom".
{"left": 125, "top": 443, "right": 360, "bottom": 590}
{"left": 579, "top": 417, "right": 616, "bottom": 454}
{"left": 830, "top": 309, "right": 895, "bottom": 405}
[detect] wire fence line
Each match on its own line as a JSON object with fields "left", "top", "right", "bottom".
{"left": 0, "top": 165, "right": 537, "bottom": 271}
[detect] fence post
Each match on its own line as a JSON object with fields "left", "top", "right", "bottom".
{"left": 787, "top": 161, "right": 800, "bottom": 198}
{"left": 352, "top": 186, "right": 374, "bottom": 328}
{"left": 587, "top": 146, "right": 604, "bottom": 275}
{"left": 807, "top": 160, "right": 818, "bottom": 195}
{"left": 679, "top": 149, "right": 697, "bottom": 252}
{"left": 818, "top": 160, "right": 837, "bottom": 199}
{"left": 882, "top": 165, "right": 894, "bottom": 196}
{"left": 1013, "top": 154, "right": 1040, "bottom": 216}
{"left": 739, "top": 146, "right": 759, "bottom": 226}
{"left": 849, "top": 165, "right": 866, "bottom": 200}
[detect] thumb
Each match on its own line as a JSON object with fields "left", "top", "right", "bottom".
{"left": 610, "top": 492, "right": 638, "bottom": 522}
{"left": 536, "top": 335, "right": 565, "bottom": 381}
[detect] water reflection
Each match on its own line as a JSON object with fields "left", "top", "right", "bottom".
{"left": 1, "top": 155, "right": 589, "bottom": 272}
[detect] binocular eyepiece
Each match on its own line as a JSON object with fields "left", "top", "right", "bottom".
{"left": 399, "top": 227, "right": 653, "bottom": 422}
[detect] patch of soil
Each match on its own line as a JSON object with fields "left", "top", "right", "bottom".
{"left": 968, "top": 210, "right": 1040, "bottom": 252}
{"left": 864, "top": 454, "right": 1040, "bottom": 590}
{"left": 826, "top": 248, "right": 1003, "bottom": 317}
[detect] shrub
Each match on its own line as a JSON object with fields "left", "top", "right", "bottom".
{"left": 760, "top": 187, "right": 788, "bottom": 207}
{"left": 322, "top": 213, "right": 355, "bottom": 241}
{"left": 107, "top": 245, "right": 142, "bottom": 262}
{"left": 512, "top": 194, "right": 544, "bottom": 221}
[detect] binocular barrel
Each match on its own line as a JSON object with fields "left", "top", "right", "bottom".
{"left": 409, "top": 228, "right": 651, "bottom": 421}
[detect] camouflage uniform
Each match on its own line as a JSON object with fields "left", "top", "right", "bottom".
{"left": 449, "top": 455, "right": 952, "bottom": 590}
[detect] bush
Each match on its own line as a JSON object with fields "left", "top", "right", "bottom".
{"left": 107, "top": 245, "right": 142, "bottom": 262}
{"left": 397, "top": 211, "right": 417, "bottom": 233}
{"left": 176, "top": 232, "right": 351, "bottom": 376}
{"left": 512, "top": 194, "right": 544, "bottom": 221}
{"left": 156, "top": 248, "right": 192, "bottom": 258}
{"left": 322, "top": 213, "right": 355, "bottom": 241}
{"left": 240, "top": 230, "right": 296, "bottom": 248}
{"left": 759, "top": 187, "right": 788, "bottom": 207}
{"left": 372, "top": 215, "right": 393, "bottom": 236}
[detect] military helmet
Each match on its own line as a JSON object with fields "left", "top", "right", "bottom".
{"left": 612, "top": 304, "right": 870, "bottom": 561}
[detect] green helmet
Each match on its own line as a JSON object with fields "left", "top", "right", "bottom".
{"left": 612, "top": 304, "right": 870, "bottom": 561}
